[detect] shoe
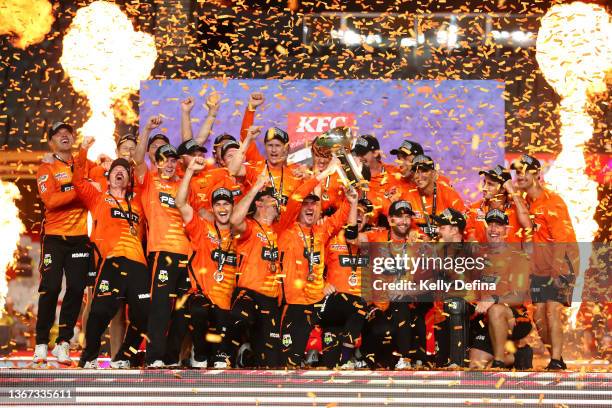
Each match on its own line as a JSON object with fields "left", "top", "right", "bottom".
{"left": 33, "top": 344, "right": 48, "bottom": 364}
{"left": 147, "top": 360, "right": 166, "bottom": 369}
{"left": 110, "top": 360, "right": 130, "bottom": 369}
{"left": 51, "top": 341, "right": 72, "bottom": 365}
{"left": 81, "top": 360, "right": 98, "bottom": 369}
{"left": 165, "top": 362, "right": 180, "bottom": 368}
{"left": 304, "top": 349, "right": 319, "bottom": 367}
{"left": 491, "top": 359, "right": 506, "bottom": 368}
{"left": 395, "top": 358, "right": 411, "bottom": 370}
{"left": 190, "top": 348, "right": 207, "bottom": 368}
{"left": 339, "top": 359, "right": 356, "bottom": 369}
{"left": 546, "top": 358, "right": 567, "bottom": 370}
{"left": 236, "top": 343, "right": 252, "bottom": 368}
{"left": 514, "top": 345, "right": 533, "bottom": 370}
{"left": 213, "top": 361, "right": 227, "bottom": 368}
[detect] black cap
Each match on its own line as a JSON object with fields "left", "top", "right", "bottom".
{"left": 154, "top": 144, "right": 179, "bottom": 162}
{"left": 211, "top": 187, "right": 234, "bottom": 205}
{"left": 49, "top": 122, "right": 73, "bottom": 138}
{"left": 303, "top": 193, "right": 321, "bottom": 202}
{"left": 358, "top": 198, "right": 374, "bottom": 214}
{"left": 478, "top": 164, "right": 511, "bottom": 184}
{"left": 485, "top": 208, "right": 509, "bottom": 225}
{"left": 107, "top": 158, "right": 131, "bottom": 178}
{"left": 117, "top": 133, "right": 137, "bottom": 148}
{"left": 411, "top": 154, "right": 435, "bottom": 171}
{"left": 254, "top": 187, "right": 278, "bottom": 202}
{"left": 510, "top": 154, "right": 541, "bottom": 172}
{"left": 213, "top": 133, "right": 236, "bottom": 147}
{"left": 388, "top": 200, "right": 415, "bottom": 217}
{"left": 390, "top": 140, "right": 424, "bottom": 157}
{"left": 352, "top": 134, "right": 380, "bottom": 156}
{"left": 177, "top": 138, "right": 207, "bottom": 156}
{"left": 432, "top": 207, "right": 466, "bottom": 230}
{"left": 147, "top": 133, "right": 170, "bottom": 150}
{"left": 220, "top": 139, "right": 241, "bottom": 159}
{"left": 264, "top": 127, "right": 289, "bottom": 144}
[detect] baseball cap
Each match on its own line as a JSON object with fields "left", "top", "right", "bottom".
{"left": 147, "top": 133, "right": 170, "bottom": 150}
{"left": 211, "top": 187, "right": 234, "bottom": 205}
{"left": 154, "top": 144, "right": 179, "bottom": 162}
{"left": 388, "top": 200, "right": 415, "bottom": 217}
{"left": 213, "top": 133, "right": 236, "bottom": 147}
{"left": 107, "top": 158, "right": 131, "bottom": 178}
{"left": 49, "top": 122, "right": 73, "bottom": 138}
{"left": 220, "top": 139, "right": 241, "bottom": 159}
{"left": 264, "top": 127, "right": 289, "bottom": 144}
{"left": 177, "top": 138, "right": 207, "bottom": 156}
{"left": 478, "top": 164, "right": 511, "bottom": 184}
{"left": 432, "top": 207, "right": 466, "bottom": 230}
{"left": 303, "top": 193, "right": 321, "bottom": 202}
{"left": 510, "top": 154, "right": 541, "bottom": 172}
{"left": 254, "top": 187, "right": 278, "bottom": 202}
{"left": 411, "top": 154, "right": 435, "bottom": 171}
{"left": 390, "top": 140, "right": 424, "bottom": 157}
{"left": 352, "top": 134, "right": 380, "bottom": 156}
{"left": 357, "top": 198, "right": 374, "bottom": 214}
{"left": 117, "top": 133, "right": 137, "bottom": 147}
{"left": 485, "top": 208, "right": 509, "bottom": 225}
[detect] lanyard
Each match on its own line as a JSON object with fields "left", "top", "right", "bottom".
{"left": 298, "top": 224, "right": 315, "bottom": 276}
{"left": 108, "top": 192, "right": 135, "bottom": 233}
{"left": 265, "top": 160, "right": 284, "bottom": 202}
{"left": 213, "top": 222, "right": 234, "bottom": 272}
{"left": 54, "top": 154, "right": 74, "bottom": 173}
{"left": 419, "top": 182, "right": 437, "bottom": 232}
{"left": 345, "top": 235, "right": 360, "bottom": 274}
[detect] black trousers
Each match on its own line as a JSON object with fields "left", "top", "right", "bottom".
{"left": 230, "top": 288, "right": 280, "bottom": 368}
{"left": 145, "top": 251, "right": 189, "bottom": 364}
{"left": 79, "top": 257, "right": 150, "bottom": 364}
{"left": 318, "top": 292, "right": 367, "bottom": 367}
{"left": 36, "top": 234, "right": 91, "bottom": 345}
{"left": 279, "top": 303, "right": 322, "bottom": 367}
{"left": 188, "top": 295, "right": 236, "bottom": 364}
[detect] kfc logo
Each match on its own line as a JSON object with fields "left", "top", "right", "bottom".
{"left": 287, "top": 112, "right": 355, "bottom": 150}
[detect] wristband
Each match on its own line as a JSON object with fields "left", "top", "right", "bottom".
{"left": 344, "top": 224, "right": 359, "bottom": 240}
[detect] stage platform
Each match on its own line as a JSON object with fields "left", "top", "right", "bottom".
{"left": 0, "top": 366, "right": 610, "bottom": 408}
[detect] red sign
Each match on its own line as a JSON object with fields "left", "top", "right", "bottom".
{"left": 287, "top": 112, "right": 355, "bottom": 151}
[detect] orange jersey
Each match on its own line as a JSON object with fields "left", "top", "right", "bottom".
{"left": 362, "top": 163, "right": 401, "bottom": 220}
{"left": 402, "top": 181, "right": 466, "bottom": 227}
{"left": 244, "top": 161, "right": 304, "bottom": 206}
{"left": 475, "top": 247, "right": 530, "bottom": 302}
{"left": 379, "top": 173, "right": 453, "bottom": 216}
{"left": 465, "top": 201, "right": 524, "bottom": 243}
{"left": 279, "top": 201, "right": 350, "bottom": 305}
{"left": 37, "top": 156, "right": 88, "bottom": 236}
{"left": 185, "top": 216, "right": 236, "bottom": 310}
{"left": 139, "top": 170, "right": 190, "bottom": 255}
{"left": 189, "top": 167, "right": 246, "bottom": 212}
{"left": 527, "top": 187, "right": 578, "bottom": 278}
{"left": 73, "top": 152, "right": 145, "bottom": 264}
{"left": 325, "top": 230, "right": 368, "bottom": 298}
{"left": 88, "top": 164, "right": 108, "bottom": 191}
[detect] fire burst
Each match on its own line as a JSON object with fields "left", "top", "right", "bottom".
{"left": 60, "top": 1, "right": 157, "bottom": 161}
{"left": 0, "top": 182, "right": 25, "bottom": 316}
{"left": 0, "top": 0, "right": 54, "bottom": 49}
{"left": 536, "top": 2, "right": 611, "bottom": 325}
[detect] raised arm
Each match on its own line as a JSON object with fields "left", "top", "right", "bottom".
{"left": 176, "top": 156, "right": 208, "bottom": 224}
{"left": 228, "top": 125, "right": 261, "bottom": 177}
{"left": 73, "top": 138, "right": 102, "bottom": 211}
{"left": 193, "top": 93, "right": 221, "bottom": 145}
{"left": 503, "top": 180, "right": 532, "bottom": 239}
{"left": 324, "top": 187, "right": 358, "bottom": 240}
{"left": 135, "top": 115, "right": 162, "bottom": 183}
{"left": 230, "top": 169, "right": 268, "bottom": 235}
{"left": 180, "top": 97, "right": 195, "bottom": 142}
{"left": 240, "top": 92, "right": 265, "bottom": 163}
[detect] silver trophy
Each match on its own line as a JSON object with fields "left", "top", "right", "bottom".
{"left": 313, "top": 127, "right": 364, "bottom": 187}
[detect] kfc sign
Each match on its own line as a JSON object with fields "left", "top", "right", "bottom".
{"left": 287, "top": 112, "right": 355, "bottom": 150}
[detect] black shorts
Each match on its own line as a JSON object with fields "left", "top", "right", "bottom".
{"left": 530, "top": 275, "right": 568, "bottom": 305}
{"left": 470, "top": 306, "right": 532, "bottom": 355}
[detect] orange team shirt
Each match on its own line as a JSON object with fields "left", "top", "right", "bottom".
{"left": 88, "top": 164, "right": 108, "bottom": 191}
{"left": 380, "top": 173, "right": 452, "bottom": 216}
{"left": 279, "top": 200, "right": 350, "bottom": 305}
{"left": 72, "top": 153, "right": 145, "bottom": 264}
{"left": 139, "top": 170, "right": 190, "bottom": 255}
{"left": 402, "top": 181, "right": 466, "bottom": 228}
{"left": 362, "top": 163, "right": 401, "bottom": 220}
{"left": 474, "top": 247, "right": 530, "bottom": 302}
{"left": 325, "top": 229, "right": 369, "bottom": 298}
{"left": 316, "top": 173, "right": 345, "bottom": 214}
{"left": 240, "top": 107, "right": 262, "bottom": 164}
{"left": 184, "top": 216, "right": 236, "bottom": 310}
{"left": 243, "top": 161, "right": 304, "bottom": 206}
{"left": 189, "top": 167, "right": 246, "bottom": 212}
{"left": 235, "top": 177, "right": 319, "bottom": 299}
{"left": 465, "top": 201, "right": 524, "bottom": 243}
{"left": 37, "top": 157, "right": 88, "bottom": 237}
{"left": 176, "top": 159, "right": 215, "bottom": 179}
{"left": 527, "top": 187, "right": 578, "bottom": 278}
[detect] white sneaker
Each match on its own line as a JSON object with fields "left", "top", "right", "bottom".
{"left": 110, "top": 360, "right": 130, "bottom": 369}
{"left": 33, "top": 344, "right": 48, "bottom": 364}
{"left": 213, "top": 361, "right": 227, "bottom": 368}
{"left": 395, "top": 358, "right": 411, "bottom": 370}
{"left": 190, "top": 349, "right": 208, "bottom": 368}
{"left": 82, "top": 360, "right": 98, "bottom": 369}
{"left": 339, "top": 359, "right": 356, "bottom": 370}
{"left": 51, "top": 341, "right": 72, "bottom": 365}
{"left": 165, "top": 362, "right": 180, "bottom": 368}
{"left": 147, "top": 360, "right": 166, "bottom": 369}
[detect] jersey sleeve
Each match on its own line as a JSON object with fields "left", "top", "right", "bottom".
{"left": 275, "top": 177, "right": 318, "bottom": 233}
{"left": 185, "top": 214, "right": 207, "bottom": 243}
{"left": 321, "top": 199, "right": 351, "bottom": 241}
{"left": 240, "top": 108, "right": 264, "bottom": 163}
{"left": 73, "top": 148, "right": 102, "bottom": 210}
{"left": 235, "top": 218, "right": 253, "bottom": 243}
{"left": 37, "top": 164, "right": 78, "bottom": 210}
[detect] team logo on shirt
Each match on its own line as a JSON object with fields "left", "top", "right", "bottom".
{"left": 323, "top": 331, "right": 334, "bottom": 345}
{"left": 54, "top": 172, "right": 69, "bottom": 180}
{"left": 261, "top": 247, "right": 279, "bottom": 262}
{"left": 38, "top": 175, "right": 48, "bottom": 183}
{"left": 43, "top": 253, "right": 52, "bottom": 266}
{"left": 159, "top": 192, "right": 176, "bottom": 208}
{"left": 211, "top": 249, "right": 237, "bottom": 267}
{"left": 282, "top": 334, "right": 292, "bottom": 347}
{"left": 110, "top": 208, "right": 140, "bottom": 223}
{"left": 158, "top": 270, "right": 169, "bottom": 283}
{"left": 338, "top": 255, "right": 369, "bottom": 268}
{"left": 98, "top": 280, "right": 110, "bottom": 294}
{"left": 60, "top": 183, "right": 74, "bottom": 192}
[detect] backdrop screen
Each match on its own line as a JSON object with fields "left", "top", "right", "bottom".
{"left": 139, "top": 79, "right": 505, "bottom": 200}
